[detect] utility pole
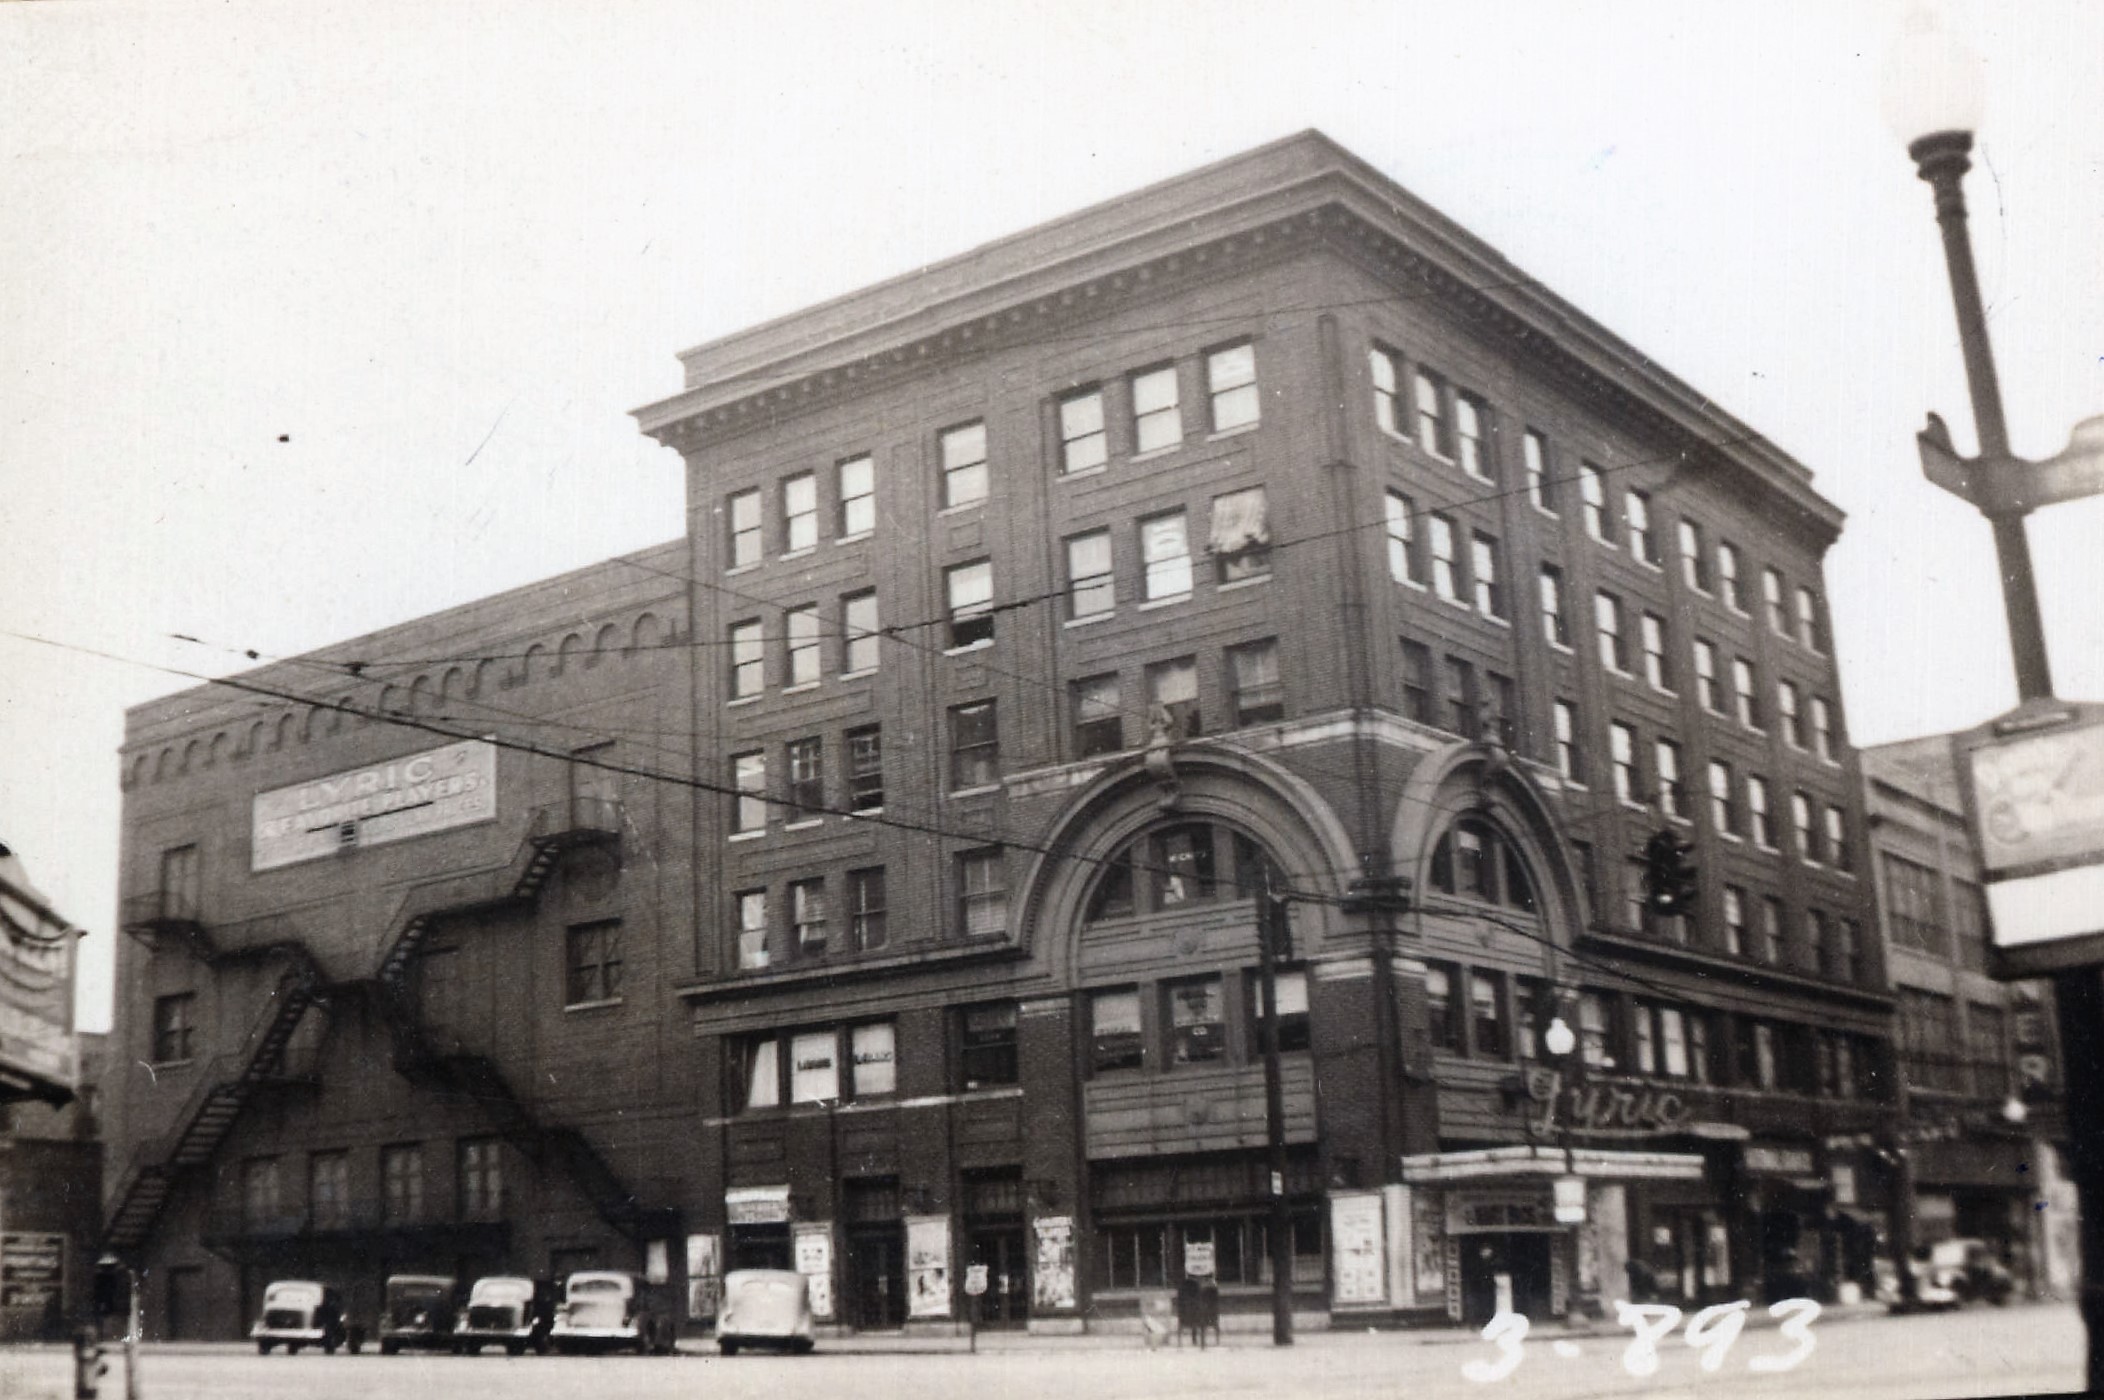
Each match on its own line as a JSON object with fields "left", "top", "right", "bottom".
{"left": 1257, "top": 878, "right": 1294, "bottom": 1347}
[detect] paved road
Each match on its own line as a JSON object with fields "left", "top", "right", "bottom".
{"left": 0, "top": 1302, "right": 2080, "bottom": 1400}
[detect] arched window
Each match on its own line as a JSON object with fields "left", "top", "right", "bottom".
{"left": 1429, "top": 818, "right": 1538, "bottom": 912}
{"left": 1083, "top": 822, "right": 1282, "bottom": 923}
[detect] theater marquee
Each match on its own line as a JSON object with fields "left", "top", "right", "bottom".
{"left": 252, "top": 740, "right": 498, "bottom": 871}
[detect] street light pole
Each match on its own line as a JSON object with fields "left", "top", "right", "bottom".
{"left": 1258, "top": 880, "right": 1295, "bottom": 1347}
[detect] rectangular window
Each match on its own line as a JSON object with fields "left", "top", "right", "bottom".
{"left": 459, "top": 1138, "right": 503, "bottom": 1221}
{"left": 1443, "top": 656, "right": 1477, "bottom": 739}
{"left": 1414, "top": 369, "right": 1451, "bottom": 458}
{"left": 1228, "top": 639, "right": 1285, "bottom": 727}
{"left": 1370, "top": 345, "right": 1403, "bottom": 435}
{"left": 1148, "top": 656, "right": 1201, "bottom": 739}
{"left": 1717, "top": 541, "right": 1743, "bottom": 611}
{"left": 946, "top": 559, "right": 995, "bottom": 647}
{"left": 732, "top": 751, "right": 767, "bottom": 832}
{"left": 1825, "top": 805, "right": 1852, "bottom": 872}
{"left": 735, "top": 1035, "right": 781, "bottom": 1112}
{"left": 159, "top": 843, "right": 201, "bottom": 921}
{"left": 786, "top": 604, "right": 820, "bottom": 686}
{"left": 152, "top": 992, "right": 196, "bottom": 1063}
{"left": 1065, "top": 530, "right": 1115, "bottom": 619}
{"left": 790, "top": 878, "right": 828, "bottom": 955}
{"left": 1485, "top": 672, "right": 1517, "bottom": 750}
{"left": 847, "top": 867, "right": 887, "bottom": 952}
{"left": 1792, "top": 792, "right": 1818, "bottom": 863}
{"left": 1634, "top": 1004, "right": 1656, "bottom": 1074}
{"left": 736, "top": 890, "right": 768, "bottom": 970}
{"left": 941, "top": 421, "right": 989, "bottom": 509}
{"left": 1470, "top": 970, "right": 1509, "bottom": 1059}
{"left": 949, "top": 700, "right": 999, "bottom": 790}
{"left": 1723, "top": 886, "right": 1748, "bottom": 956}
{"left": 1709, "top": 760, "right": 1739, "bottom": 836}
{"left": 1748, "top": 775, "right": 1774, "bottom": 847}
{"left": 1539, "top": 565, "right": 1569, "bottom": 646}
{"left": 1655, "top": 739, "right": 1685, "bottom": 820}
{"left": 1211, "top": 486, "right": 1271, "bottom": 582}
{"left": 1456, "top": 393, "right": 1493, "bottom": 480}
{"left": 1470, "top": 532, "right": 1504, "bottom": 618}
{"left": 1091, "top": 987, "right": 1143, "bottom": 1073}
{"left": 1753, "top": 1023, "right": 1778, "bottom": 1090}
{"left": 1058, "top": 387, "right": 1107, "bottom": 474}
{"left": 309, "top": 1151, "right": 349, "bottom": 1231}
{"left": 790, "top": 1029, "right": 840, "bottom": 1104}
{"left": 1140, "top": 511, "right": 1193, "bottom": 600}
{"left": 1384, "top": 491, "right": 1420, "bottom": 584}
{"left": 1131, "top": 364, "right": 1182, "bottom": 454}
{"left": 1641, "top": 613, "right": 1673, "bottom": 691}
{"left": 1072, "top": 673, "right": 1124, "bottom": 757}
{"left": 1796, "top": 586, "right": 1824, "bottom": 651}
{"left": 838, "top": 454, "right": 875, "bottom": 537}
{"left": 728, "top": 488, "right": 763, "bottom": 569}
{"left": 1694, "top": 640, "right": 1720, "bottom": 712}
{"left": 243, "top": 1156, "right": 282, "bottom": 1231}
{"left": 1167, "top": 975, "right": 1228, "bottom": 1064}
{"left": 1679, "top": 519, "right": 1710, "bottom": 592}
{"left": 729, "top": 619, "right": 764, "bottom": 699}
{"left": 1760, "top": 896, "right": 1785, "bottom": 964}
{"left": 1841, "top": 919, "right": 1866, "bottom": 987}
{"left": 783, "top": 471, "right": 818, "bottom": 553}
{"left": 1596, "top": 592, "right": 1627, "bottom": 673}
{"left": 1428, "top": 514, "right": 1461, "bottom": 602}
{"left": 1611, "top": 722, "right": 1638, "bottom": 804}
{"left": 565, "top": 919, "right": 623, "bottom": 1005}
{"left": 957, "top": 847, "right": 1008, "bottom": 938}
{"left": 960, "top": 1002, "right": 1019, "bottom": 1089}
{"left": 1812, "top": 697, "right": 1837, "bottom": 762}
{"left": 1524, "top": 430, "right": 1556, "bottom": 512}
{"left": 382, "top": 1144, "right": 424, "bottom": 1225}
{"left": 1400, "top": 639, "right": 1433, "bottom": 724}
{"left": 1763, "top": 567, "right": 1788, "bottom": 635}
{"left": 1581, "top": 462, "right": 1611, "bottom": 542}
{"left": 1661, "top": 1007, "right": 1691, "bottom": 1078}
{"left": 1554, "top": 700, "right": 1583, "bottom": 784}
{"left": 1779, "top": 682, "right": 1804, "bottom": 747}
{"left": 843, "top": 590, "right": 880, "bottom": 674}
{"left": 1207, "top": 341, "right": 1259, "bottom": 431}
{"left": 1579, "top": 990, "right": 1612, "bottom": 1068}
{"left": 846, "top": 725, "right": 883, "bottom": 811}
{"left": 1249, "top": 969, "right": 1311, "bottom": 1055}
{"left": 1626, "top": 489, "right": 1657, "bottom": 563}
{"left": 1732, "top": 657, "right": 1762, "bottom": 729}
{"left": 850, "top": 1022, "right": 897, "bottom": 1097}
{"left": 1424, "top": 963, "right": 1462, "bottom": 1052}
{"left": 1150, "top": 823, "right": 1217, "bottom": 908}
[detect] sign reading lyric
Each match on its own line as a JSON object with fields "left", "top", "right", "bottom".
{"left": 252, "top": 740, "right": 496, "bottom": 871}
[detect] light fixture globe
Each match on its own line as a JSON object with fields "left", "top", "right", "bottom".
{"left": 1544, "top": 1016, "right": 1577, "bottom": 1059}
{"left": 1881, "top": 6, "right": 1987, "bottom": 146}
{"left": 2004, "top": 1095, "right": 2029, "bottom": 1126}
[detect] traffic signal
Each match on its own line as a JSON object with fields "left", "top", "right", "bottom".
{"left": 1641, "top": 828, "right": 1699, "bottom": 917}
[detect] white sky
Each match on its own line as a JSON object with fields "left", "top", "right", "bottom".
{"left": 3, "top": 0, "right": 2100, "bottom": 1034}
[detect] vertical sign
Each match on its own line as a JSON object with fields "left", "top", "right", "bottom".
{"left": 684, "top": 1233, "right": 720, "bottom": 1320}
{"left": 906, "top": 1216, "right": 951, "bottom": 1319}
{"left": 0, "top": 1234, "right": 64, "bottom": 1313}
{"left": 1329, "top": 1193, "right": 1387, "bottom": 1307}
{"left": 1031, "top": 1216, "right": 1076, "bottom": 1312}
{"left": 794, "top": 1223, "right": 835, "bottom": 1320}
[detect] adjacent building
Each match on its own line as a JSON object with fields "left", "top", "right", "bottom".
{"left": 1861, "top": 735, "right": 2074, "bottom": 1298}
{"left": 104, "top": 131, "right": 1895, "bottom": 1339}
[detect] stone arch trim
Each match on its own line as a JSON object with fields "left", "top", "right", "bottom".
{"left": 1388, "top": 741, "right": 1590, "bottom": 957}
{"left": 1014, "top": 746, "right": 1361, "bottom": 987}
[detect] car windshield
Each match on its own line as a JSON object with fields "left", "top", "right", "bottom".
{"left": 265, "top": 1285, "right": 321, "bottom": 1308}
{"left": 389, "top": 1282, "right": 450, "bottom": 1301}
{"left": 473, "top": 1280, "right": 532, "bottom": 1302}
{"left": 571, "top": 1279, "right": 626, "bottom": 1295}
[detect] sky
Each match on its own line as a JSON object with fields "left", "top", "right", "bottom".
{"left": 2, "top": 0, "right": 2100, "bottom": 1035}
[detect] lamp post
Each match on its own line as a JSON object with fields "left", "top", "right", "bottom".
{"left": 1888, "top": 17, "right": 2104, "bottom": 1387}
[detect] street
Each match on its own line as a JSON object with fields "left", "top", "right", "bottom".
{"left": 0, "top": 1303, "right": 2081, "bottom": 1400}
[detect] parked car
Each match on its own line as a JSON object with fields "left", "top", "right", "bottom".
{"left": 549, "top": 1271, "right": 675, "bottom": 1355}
{"left": 715, "top": 1269, "right": 814, "bottom": 1356}
{"left": 251, "top": 1280, "right": 359, "bottom": 1355}
{"left": 453, "top": 1276, "right": 556, "bottom": 1355}
{"left": 1904, "top": 1248, "right": 1961, "bottom": 1309}
{"left": 1930, "top": 1238, "right": 2016, "bottom": 1306}
{"left": 378, "top": 1274, "right": 461, "bottom": 1355}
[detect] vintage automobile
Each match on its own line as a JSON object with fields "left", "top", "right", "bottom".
{"left": 251, "top": 1280, "right": 362, "bottom": 1355}
{"left": 377, "top": 1274, "right": 461, "bottom": 1355}
{"left": 452, "top": 1275, "right": 556, "bottom": 1355}
{"left": 715, "top": 1269, "right": 815, "bottom": 1356}
{"left": 1929, "top": 1238, "right": 2016, "bottom": 1305}
{"left": 549, "top": 1270, "right": 675, "bottom": 1355}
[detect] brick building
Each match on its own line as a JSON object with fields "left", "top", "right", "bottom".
{"left": 105, "top": 131, "right": 1894, "bottom": 1338}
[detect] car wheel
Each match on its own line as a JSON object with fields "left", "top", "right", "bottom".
{"left": 324, "top": 1340, "right": 339, "bottom": 1356}
{"left": 380, "top": 1340, "right": 400, "bottom": 1356}
{"left": 348, "top": 1337, "right": 364, "bottom": 1356}
{"left": 719, "top": 1340, "right": 738, "bottom": 1357}
{"left": 257, "top": 1340, "right": 274, "bottom": 1355}
{"left": 287, "top": 1343, "right": 303, "bottom": 1356}
{"left": 792, "top": 1338, "right": 814, "bottom": 1355}
{"left": 505, "top": 1341, "right": 524, "bottom": 1357}
{"left": 533, "top": 1335, "right": 550, "bottom": 1357}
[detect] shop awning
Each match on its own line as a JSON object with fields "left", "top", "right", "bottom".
{"left": 1402, "top": 1145, "right": 1706, "bottom": 1183}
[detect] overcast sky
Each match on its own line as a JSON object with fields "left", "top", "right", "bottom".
{"left": 4, "top": 0, "right": 2100, "bottom": 1034}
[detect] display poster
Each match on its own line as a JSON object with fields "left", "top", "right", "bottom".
{"left": 1328, "top": 1193, "right": 1385, "bottom": 1306}
{"left": 906, "top": 1215, "right": 951, "bottom": 1319}
{"left": 1183, "top": 1240, "right": 1215, "bottom": 1279}
{"left": 684, "top": 1232, "right": 720, "bottom": 1320}
{"left": 0, "top": 1234, "right": 64, "bottom": 1312}
{"left": 1031, "top": 1216, "right": 1077, "bottom": 1312}
{"left": 1412, "top": 1191, "right": 1446, "bottom": 1297}
{"left": 794, "top": 1222, "right": 835, "bottom": 1320}
{"left": 252, "top": 739, "right": 496, "bottom": 870}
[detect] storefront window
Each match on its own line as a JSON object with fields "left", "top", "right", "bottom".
{"left": 849, "top": 1021, "right": 896, "bottom": 1097}
{"left": 960, "top": 1002, "right": 1019, "bottom": 1089}
{"left": 736, "top": 1035, "right": 780, "bottom": 1111}
{"left": 1168, "top": 976, "right": 1227, "bottom": 1065}
{"left": 1091, "top": 988, "right": 1143, "bottom": 1074}
{"left": 790, "top": 1030, "right": 839, "bottom": 1103}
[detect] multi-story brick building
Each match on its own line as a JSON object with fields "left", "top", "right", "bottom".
{"left": 1861, "top": 735, "right": 2073, "bottom": 1298}
{"left": 104, "top": 131, "right": 1893, "bottom": 1339}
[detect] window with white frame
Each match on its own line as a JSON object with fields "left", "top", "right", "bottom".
{"left": 1066, "top": 530, "right": 1114, "bottom": 619}
{"left": 1072, "top": 673, "right": 1123, "bottom": 757}
{"left": 1792, "top": 791, "right": 1817, "bottom": 862}
{"left": 1709, "top": 760, "right": 1739, "bottom": 836}
{"left": 790, "top": 877, "right": 828, "bottom": 955}
{"left": 1626, "top": 489, "right": 1657, "bottom": 563}
{"left": 729, "top": 619, "right": 764, "bottom": 699}
{"left": 838, "top": 454, "right": 875, "bottom": 537}
{"left": 1414, "top": 369, "right": 1451, "bottom": 458}
{"left": 1717, "top": 541, "right": 1743, "bottom": 611}
{"left": 1456, "top": 392, "right": 1492, "bottom": 480}
{"left": 1723, "top": 886, "right": 1748, "bottom": 957}
{"left": 728, "top": 489, "right": 763, "bottom": 568}
{"left": 1369, "top": 344, "right": 1404, "bottom": 435}
{"left": 1429, "top": 514, "right": 1460, "bottom": 602}
{"left": 1732, "top": 656, "right": 1762, "bottom": 729}
{"left": 1796, "top": 586, "right": 1823, "bottom": 651}
{"left": 1540, "top": 565, "right": 1569, "bottom": 647}
{"left": 1147, "top": 656, "right": 1201, "bottom": 739}
{"left": 1760, "top": 896, "right": 1785, "bottom": 964}
{"left": 1525, "top": 430, "right": 1555, "bottom": 513}
{"left": 949, "top": 699, "right": 999, "bottom": 790}
{"left": 1210, "top": 487, "right": 1271, "bottom": 582}
{"left": 1384, "top": 491, "right": 1419, "bottom": 584}
{"left": 946, "top": 559, "right": 994, "bottom": 647}
{"left": 1611, "top": 722, "right": 1638, "bottom": 804}
{"left": 736, "top": 889, "right": 768, "bottom": 969}
{"left": 848, "top": 867, "right": 887, "bottom": 951}
{"left": 1059, "top": 387, "right": 1107, "bottom": 474}
{"left": 1763, "top": 567, "right": 1788, "bottom": 634}
{"left": 1748, "top": 775, "right": 1774, "bottom": 847}
{"left": 1207, "top": 342, "right": 1259, "bottom": 432}
{"left": 843, "top": 590, "right": 880, "bottom": 674}
{"left": 849, "top": 1021, "right": 897, "bottom": 1097}
{"left": 1554, "top": 699, "right": 1583, "bottom": 784}
{"left": 783, "top": 472, "right": 818, "bottom": 553}
{"left": 1694, "top": 639, "right": 1720, "bottom": 712}
{"left": 1131, "top": 364, "right": 1181, "bottom": 454}
{"left": 1470, "top": 532, "right": 1503, "bottom": 618}
{"left": 790, "top": 1029, "right": 839, "bottom": 1103}
{"left": 1140, "top": 511, "right": 1193, "bottom": 601}
{"left": 1679, "top": 519, "right": 1710, "bottom": 592}
{"left": 787, "top": 736, "right": 823, "bottom": 817}
{"left": 941, "top": 421, "right": 989, "bottom": 509}
{"left": 1811, "top": 696, "right": 1836, "bottom": 762}
{"left": 1228, "top": 639, "right": 1285, "bottom": 726}
{"left": 786, "top": 605, "right": 820, "bottom": 686}
{"left": 1825, "top": 805, "right": 1851, "bottom": 872}
{"left": 1641, "top": 613, "right": 1673, "bottom": 691}
{"left": 734, "top": 1034, "right": 780, "bottom": 1111}
{"left": 957, "top": 847, "right": 1007, "bottom": 938}
{"left": 732, "top": 751, "right": 767, "bottom": 833}
{"left": 1595, "top": 591, "right": 1628, "bottom": 672}
{"left": 846, "top": 726, "right": 882, "bottom": 811}
{"left": 1655, "top": 739, "right": 1685, "bottom": 819}
{"left": 1581, "top": 462, "right": 1611, "bottom": 542}
{"left": 1779, "top": 681, "right": 1804, "bottom": 747}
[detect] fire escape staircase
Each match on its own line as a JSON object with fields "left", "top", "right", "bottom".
{"left": 370, "top": 797, "right": 676, "bottom": 1241}
{"left": 102, "top": 911, "right": 327, "bottom": 1256}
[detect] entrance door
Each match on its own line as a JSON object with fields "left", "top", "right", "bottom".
{"left": 966, "top": 1227, "right": 1029, "bottom": 1326}
{"left": 1459, "top": 1234, "right": 1554, "bottom": 1326}
{"left": 166, "top": 1266, "right": 207, "bottom": 1341}
{"left": 846, "top": 1225, "right": 905, "bottom": 1330}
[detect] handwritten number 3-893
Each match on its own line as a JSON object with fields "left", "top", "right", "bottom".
{"left": 1462, "top": 1298, "right": 1819, "bottom": 1380}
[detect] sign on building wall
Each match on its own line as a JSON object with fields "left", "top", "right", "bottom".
{"left": 251, "top": 740, "right": 497, "bottom": 871}
{"left": 0, "top": 1234, "right": 64, "bottom": 1313}
{"left": 906, "top": 1216, "right": 951, "bottom": 1319}
{"left": 1412, "top": 1192, "right": 1446, "bottom": 1299}
{"left": 1329, "top": 1193, "right": 1386, "bottom": 1307}
{"left": 0, "top": 852, "right": 77, "bottom": 1100}
{"left": 794, "top": 1223, "right": 834, "bottom": 1320}
{"left": 1032, "top": 1217, "right": 1076, "bottom": 1312}
{"left": 684, "top": 1233, "right": 720, "bottom": 1320}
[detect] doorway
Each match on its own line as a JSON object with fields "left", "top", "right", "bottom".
{"left": 845, "top": 1225, "right": 905, "bottom": 1329}
{"left": 1458, "top": 1233, "right": 1554, "bottom": 1326}
{"left": 165, "top": 1266, "right": 207, "bottom": 1341}
{"left": 966, "top": 1226, "right": 1030, "bottom": 1326}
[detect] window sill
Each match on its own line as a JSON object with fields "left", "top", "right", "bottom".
{"left": 1648, "top": 683, "right": 1677, "bottom": 699}
{"left": 848, "top": 805, "right": 884, "bottom": 818}
{"left": 1717, "top": 831, "right": 1745, "bottom": 844}
{"left": 1589, "top": 536, "right": 1619, "bottom": 551}
{"left": 1396, "top": 576, "right": 1428, "bottom": 592}
{"left": 726, "top": 562, "right": 763, "bottom": 578}
{"left": 1216, "top": 574, "right": 1271, "bottom": 594}
{"left": 564, "top": 997, "right": 624, "bottom": 1014}
{"left": 1205, "top": 421, "right": 1260, "bottom": 443}
{"left": 939, "top": 501, "right": 987, "bottom": 518}
{"left": 1620, "top": 799, "right": 1650, "bottom": 813}
{"left": 1436, "top": 593, "right": 1471, "bottom": 612}
{"left": 1478, "top": 610, "right": 1511, "bottom": 627}
{"left": 1058, "top": 463, "right": 1109, "bottom": 482}
{"left": 728, "top": 829, "right": 767, "bottom": 844}
{"left": 839, "top": 667, "right": 877, "bottom": 682}
{"left": 1532, "top": 504, "right": 1561, "bottom": 522}
{"left": 1136, "top": 595, "right": 1190, "bottom": 612}
{"left": 948, "top": 783, "right": 1002, "bottom": 800}
{"left": 783, "top": 681, "right": 820, "bottom": 695}
{"left": 1462, "top": 468, "right": 1497, "bottom": 487}
{"left": 945, "top": 639, "right": 994, "bottom": 655}
{"left": 1063, "top": 612, "right": 1114, "bottom": 629}
{"left": 726, "top": 695, "right": 764, "bottom": 709}
{"left": 779, "top": 547, "right": 817, "bottom": 563}
{"left": 783, "top": 818, "right": 823, "bottom": 831}
{"left": 150, "top": 1058, "right": 195, "bottom": 1071}
{"left": 1634, "top": 557, "right": 1664, "bottom": 573}
{"left": 1129, "top": 443, "right": 1183, "bottom": 465}
{"left": 1547, "top": 639, "right": 1573, "bottom": 655}
{"left": 836, "top": 530, "right": 873, "bottom": 545}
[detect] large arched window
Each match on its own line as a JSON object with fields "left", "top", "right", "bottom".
{"left": 1083, "top": 821, "right": 1280, "bottom": 924}
{"left": 1428, "top": 817, "right": 1538, "bottom": 912}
